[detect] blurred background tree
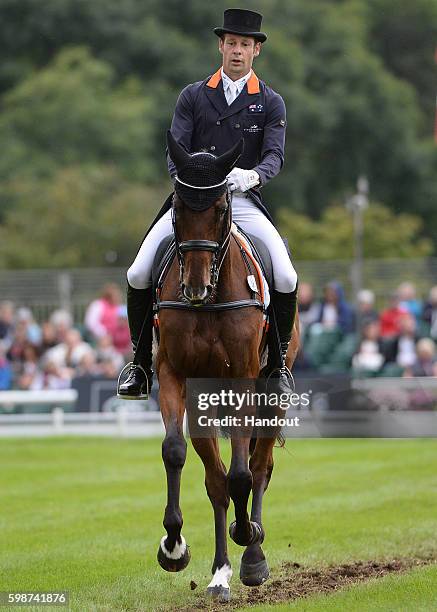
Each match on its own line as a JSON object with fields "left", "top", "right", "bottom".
{"left": 278, "top": 203, "right": 433, "bottom": 260}
{"left": 0, "top": 166, "right": 167, "bottom": 268}
{"left": 0, "top": 0, "right": 436, "bottom": 267}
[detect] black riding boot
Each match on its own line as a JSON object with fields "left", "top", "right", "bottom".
{"left": 266, "top": 286, "right": 298, "bottom": 395}
{"left": 118, "top": 284, "right": 154, "bottom": 399}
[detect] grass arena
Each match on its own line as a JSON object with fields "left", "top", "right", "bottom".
{"left": 2, "top": 437, "right": 437, "bottom": 611}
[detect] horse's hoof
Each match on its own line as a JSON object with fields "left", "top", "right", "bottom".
{"left": 157, "top": 536, "right": 190, "bottom": 572}
{"left": 206, "top": 585, "right": 231, "bottom": 602}
{"left": 240, "top": 558, "right": 270, "bottom": 587}
{"left": 229, "top": 520, "right": 264, "bottom": 546}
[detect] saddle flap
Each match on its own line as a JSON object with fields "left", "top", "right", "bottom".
{"left": 152, "top": 234, "right": 175, "bottom": 290}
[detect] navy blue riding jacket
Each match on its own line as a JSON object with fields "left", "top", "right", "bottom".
{"left": 140, "top": 68, "right": 287, "bottom": 243}
{"left": 166, "top": 68, "right": 287, "bottom": 221}
{"left": 168, "top": 68, "right": 286, "bottom": 184}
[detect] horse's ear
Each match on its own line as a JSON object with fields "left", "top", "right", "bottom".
{"left": 166, "top": 130, "right": 191, "bottom": 171}
{"left": 215, "top": 139, "right": 244, "bottom": 175}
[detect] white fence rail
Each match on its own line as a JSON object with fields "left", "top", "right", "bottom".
{"left": 0, "top": 408, "right": 164, "bottom": 438}
{"left": 0, "top": 389, "right": 77, "bottom": 411}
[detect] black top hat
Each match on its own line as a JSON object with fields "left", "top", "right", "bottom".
{"left": 214, "top": 9, "right": 267, "bottom": 43}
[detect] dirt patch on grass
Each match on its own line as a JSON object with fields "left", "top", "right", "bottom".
{"left": 181, "top": 553, "right": 436, "bottom": 611}
{"left": 242, "top": 555, "right": 436, "bottom": 609}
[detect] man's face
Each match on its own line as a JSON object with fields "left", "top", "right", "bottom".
{"left": 219, "top": 34, "right": 261, "bottom": 80}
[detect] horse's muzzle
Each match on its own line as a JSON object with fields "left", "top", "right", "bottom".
{"left": 182, "top": 284, "right": 212, "bottom": 304}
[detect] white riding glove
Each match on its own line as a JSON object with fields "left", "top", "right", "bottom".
{"left": 227, "top": 167, "right": 260, "bottom": 193}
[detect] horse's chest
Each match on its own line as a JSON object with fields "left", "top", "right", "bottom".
{"left": 165, "top": 322, "right": 233, "bottom": 377}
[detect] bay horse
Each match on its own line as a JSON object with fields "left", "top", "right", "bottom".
{"left": 154, "top": 132, "right": 299, "bottom": 601}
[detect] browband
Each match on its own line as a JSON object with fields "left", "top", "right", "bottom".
{"left": 175, "top": 176, "right": 228, "bottom": 190}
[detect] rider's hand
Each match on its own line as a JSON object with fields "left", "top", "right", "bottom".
{"left": 227, "top": 167, "right": 260, "bottom": 193}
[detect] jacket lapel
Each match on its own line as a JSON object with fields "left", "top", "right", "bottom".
{"left": 205, "top": 68, "right": 261, "bottom": 120}
{"left": 219, "top": 86, "right": 261, "bottom": 120}
{"left": 204, "top": 81, "right": 228, "bottom": 116}
{"left": 205, "top": 68, "right": 228, "bottom": 115}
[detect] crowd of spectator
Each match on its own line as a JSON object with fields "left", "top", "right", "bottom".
{"left": 1, "top": 280, "right": 437, "bottom": 391}
{"left": 0, "top": 284, "right": 132, "bottom": 391}
{"left": 297, "top": 280, "right": 437, "bottom": 377}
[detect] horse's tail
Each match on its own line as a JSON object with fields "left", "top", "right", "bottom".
{"left": 275, "top": 432, "right": 285, "bottom": 448}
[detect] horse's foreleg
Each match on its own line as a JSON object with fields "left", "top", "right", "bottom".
{"left": 157, "top": 363, "right": 190, "bottom": 572}
{"left": 228, "top": 437, "right": 261, "bottom": 547}
{"left": 191, "top": 437, "right": 231, "bottom": 601}
{"left": 240, "top": 437, "right": 276, "bottom": 586}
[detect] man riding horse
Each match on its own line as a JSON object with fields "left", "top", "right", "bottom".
{"left": 118, "top": 8, "right": 298, "bottom": 398}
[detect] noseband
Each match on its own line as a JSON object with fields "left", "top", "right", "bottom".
{"left": 171, "top": 188, "right": 233, "bottom": 292}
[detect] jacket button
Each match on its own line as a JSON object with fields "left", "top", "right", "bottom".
{"left": 235, "top": 123, "right": 241, "bottom": 128}
{"left": 216, "top": 120, "right": 221, "bottom": 125}
{"left": 210, "top": 145, "right": 216, "bottom": 151}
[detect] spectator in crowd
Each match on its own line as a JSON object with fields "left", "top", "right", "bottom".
{"left": 17, "top": 344, "right": 42, "bottom": 390}
{"left": 6, "top": 321, "right": 30, "bottom": 365}
{"left": 397, "top": 282, "right": 422, "bottom": 321}
{"left": 379, "top": 291, "right": 408, "bottom": 338}
{"left": 111, "top": 306, "right": 131, "bottom": 356}
{"left": 95, "top": 334, "right": 125, "bottom": 371}
{"left": 352, "top": 320, "right": 385, "bottom": 375}
{"left": 297, "top": 282, "right": 320, "bottom": 337}
{"left": 0, "top": 301, "right": 15, "bottom": 347}
{"left": 41, "top": 360, "right": 71, "bottom": 390}
{"left": 84, "top": 283, "right": 122, "bottom": 341}
{"left": 403, "top": 338, "right": 436, "bottom": 377}
{"left": 422, "top": 286, "right": 437, "bottom": 340}
{"left": 44, "top": 329, "right": 94, "bottom": 370}
{"left": 99, "top": 357, "right": 120, "bottom": 379}
{"left": 0, "top": 345, "right": 12, "bottom": 390}
{"left": 356, "top": 289, "right": 379, "bottom": 330}
{"left": 317, "top": 281, "right": 355, "bottom": 334}
{"left": 49, "top": 309, "right": 74, "bottom": 344}
{"left": 75, "top": 352, "right": 101, "bottom": 378}
{"left": 384, "top": 313, "right": 418, "bottom": 370}
{"left": 15, "top": 308, "right": 41, "bottom": 345}
{"left": 40, "top": 321, "right": 58, "bottom": 353}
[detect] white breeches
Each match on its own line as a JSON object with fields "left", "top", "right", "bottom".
{"left": 127, "top": 195, "right": 298, "bottom": 293}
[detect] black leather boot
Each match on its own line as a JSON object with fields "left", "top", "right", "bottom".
{"left": 266, "top": 286, "right": 298, "bottom": 395}
{"left": 117, "top": 284, "right": 154, "bottom": 399}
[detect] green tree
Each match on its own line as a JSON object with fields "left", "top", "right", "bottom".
{"left": 262, "top": 0, "right": 435, "bottom": 224}
{"left": 366, "top": 0, "right": 437, "bottom": 132}
{"left": 0, "top": 47, "right": 156, "bottom": 183}
{"left": 0, "top": 165, "right": 170, "bottom": 268}
{"left": 278, "top": 202, "right": 433, "bottom": 260}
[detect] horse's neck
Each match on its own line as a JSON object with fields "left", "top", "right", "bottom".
{"left": 216, "top": 239, "right": 248, "bottom": 301}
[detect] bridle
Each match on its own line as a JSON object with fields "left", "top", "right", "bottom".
{"left": 171, "top": 185, "right": 233, "bottom": 295}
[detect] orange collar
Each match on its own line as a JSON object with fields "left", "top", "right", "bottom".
{"left": 206, "top": 68, "right": 260, "bottom": 94}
